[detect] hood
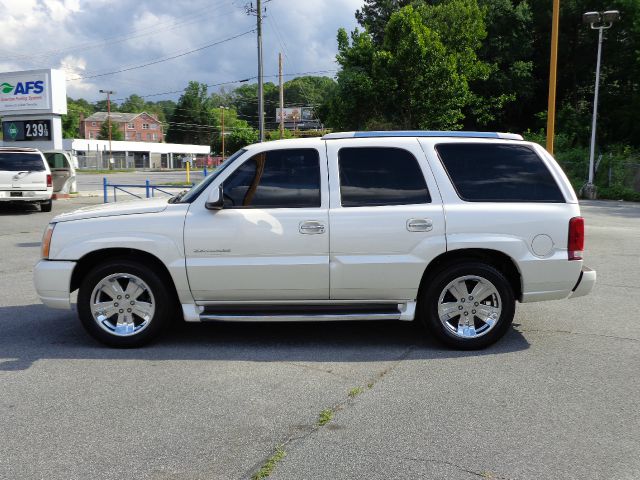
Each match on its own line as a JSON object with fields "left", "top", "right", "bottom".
{"left": 53, "top": 198, "right": 170, "bottom": 223}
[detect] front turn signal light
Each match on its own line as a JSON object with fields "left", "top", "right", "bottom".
{"left": 41, "top": 223, "right": 55, "bottom": 259}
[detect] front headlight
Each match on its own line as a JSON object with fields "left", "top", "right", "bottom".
{"left": 41, "top": 223, "right": 56, "bottom": 259}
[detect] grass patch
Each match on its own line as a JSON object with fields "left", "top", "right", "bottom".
{"left": 252, "top": 446, "right": 286, "bottom": 480}
{"left": 159, "top": 181, "right": 194, "bottom": 186}
{"left": 367, "top": 382, "right": 374, "bottom": 389}
{"left": 348, "top": 386, "right": 364, "bottom": 398}
{"left": 317, "top": 409, "right": 334, "bottom": 426}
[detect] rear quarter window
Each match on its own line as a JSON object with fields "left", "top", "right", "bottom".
{"left": 435, "top": 143, "right": 565, "bottom": 202}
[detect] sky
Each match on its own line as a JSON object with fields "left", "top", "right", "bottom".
{"left": 0, "top": 0, "right": 363, "bottom": 104}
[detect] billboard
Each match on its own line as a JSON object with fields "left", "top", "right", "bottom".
{"left": 276, "top": 107, "right": 315, "bottom": 122}
{"left": 0, "top": 69, "right": 67, "bottom": 114}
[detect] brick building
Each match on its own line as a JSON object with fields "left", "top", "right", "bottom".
{"left": 80, "top": 112, "right": 164, "bottom": 143}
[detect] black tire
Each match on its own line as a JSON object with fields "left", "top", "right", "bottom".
{"left": 77, "top": 259, "right": 175, "bottom": 347}
{"left": 40, "top": 200, "right": 53, "bottom": 212}
{"left": 418, "top": 262, "right": 515, "bottom": 350}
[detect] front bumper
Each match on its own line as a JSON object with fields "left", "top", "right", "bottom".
{"left": 568, "top": 266, "right": 597, "bottom": 299}
{"left": 33, "top": 260, "right": 76, "bottom": 309}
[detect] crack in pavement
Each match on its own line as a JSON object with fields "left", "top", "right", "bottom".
{"left": 357, "top": 450, "right": 515, "bottom": 480}
{"left": 281, "top": 361, "right": 351, "bottom": 380}
{"left": 516, "top": 328, "right": 639, "bottom": 343}
{"left": 241, "top": 345, "right": 416, "bottom": 480}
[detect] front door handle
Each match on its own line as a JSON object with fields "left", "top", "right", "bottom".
{"left": 406, "top": 218, "right": 433, "bottom": 232}
{"left": 299, "top": 221, "right": 326, "bottom": 235}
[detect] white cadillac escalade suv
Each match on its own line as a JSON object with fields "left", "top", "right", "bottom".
{"left": 34, "top": 131, "right": 596, "bottom": 349}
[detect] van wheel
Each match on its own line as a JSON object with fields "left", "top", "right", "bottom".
{"left": 40, "top": 200, "right": 52, "bottom": 212}
{"left": 77, "top": 260, "right": 173, "bottom": 347}
{"left": 419, "top": 262, "right": 515, "bottom": 350}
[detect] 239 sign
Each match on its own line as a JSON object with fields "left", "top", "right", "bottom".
{"left": 2, "top": 120, "right": 51, "bottom": 141}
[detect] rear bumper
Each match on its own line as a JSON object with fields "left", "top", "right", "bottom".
{"left": 568, "top": 266, "right": 596, "bottom": 299}
{"left": 0, "top": 190, "right": 52, "bottom": 202}
{"left": 33, "top": 260, "right": 76, "bottom": 309}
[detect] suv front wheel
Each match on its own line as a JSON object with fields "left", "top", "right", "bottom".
{"left": 420, "top": 262, "right": 515, "bottom": 349}
{"left": 77, "top": 259, "right": 174, "bottom": 347}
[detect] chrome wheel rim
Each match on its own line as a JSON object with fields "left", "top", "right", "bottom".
{"left": 437, "top": 275, "right": 502, "bottom": 339}
{"left": 89, "top": 273, "right": 155, "bottom": 337}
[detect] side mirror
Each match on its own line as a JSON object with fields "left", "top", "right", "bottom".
{"left": 205, "top": 186, "right": 224, "bottom": 210}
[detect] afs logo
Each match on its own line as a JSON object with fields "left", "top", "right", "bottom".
{"left": 0, "top": 81, "right": 45, "bottom": 95}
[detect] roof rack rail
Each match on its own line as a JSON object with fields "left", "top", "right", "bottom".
{"left": 321, "top": 131, "right": 523, "bottom": 141}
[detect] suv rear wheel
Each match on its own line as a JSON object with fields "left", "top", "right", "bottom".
{"left": 420, "top": 262, "right": 515, "bottom": 349}
{"left": 40, "top": 200, "right": 52, "bottom": 212}
{"left": 77, "top": 259, "right": 174, "bottom": 347}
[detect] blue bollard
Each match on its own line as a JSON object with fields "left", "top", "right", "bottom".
{"left": 103, "top": 177, "right": 108, "bottom": 203}
{"left": 145, "top": 179, "right": 150, "bottom": 198}
{"left": 203, "top": 166, "right": 208, "bottom": 177}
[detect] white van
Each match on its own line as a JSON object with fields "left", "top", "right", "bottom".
{"left": 0, "top": 147, "right": 53, "bottom": 211}
{"left": 43, "top": 150, "right": 77, "bottom": 194}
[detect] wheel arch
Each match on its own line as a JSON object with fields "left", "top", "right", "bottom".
{"left": 70, "top": 248, "right": 179, "bottom": 303}
{"left": 419, "top": 248, "right": 522, "bottom": 301}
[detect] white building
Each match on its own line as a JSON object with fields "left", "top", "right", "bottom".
{"left": 64, "top": 138, "right": 210, "bottom": 169}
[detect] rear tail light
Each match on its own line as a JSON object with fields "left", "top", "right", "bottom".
{"left": 568, "top": 216, "right": 584, "bottom": 260}
{"left": 46, "top": 174, "right": 52, "bottom": 187}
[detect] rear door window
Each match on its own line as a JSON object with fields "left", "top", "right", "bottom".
{"left": 435, "top": 143, "right": 565, "bottom": 202}
{"left": 0, "top": 153, "right": 45, "bottom": 171}
{"left": 338, "top": 147, "right": 430, "bottom": 207}
{"left": 223, "top": 148, "right": 321, "bottom": 208}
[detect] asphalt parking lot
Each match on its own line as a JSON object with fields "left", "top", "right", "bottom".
{"left": 0, "top": 198, "right": 638, "bottom": 480}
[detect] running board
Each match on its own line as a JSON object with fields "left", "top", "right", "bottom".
{"left": 182, "top": 302, "right": 416, "bottom": 323}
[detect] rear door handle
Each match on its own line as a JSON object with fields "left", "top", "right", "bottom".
{"left": 406, "top": 218, "right": 433, "bottom": 232}
{"left": 299, "top": 220, "right": 326, "bottom": 235}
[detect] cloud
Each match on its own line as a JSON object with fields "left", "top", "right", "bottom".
{"left": 0, "top": 0, "right": 362, "bottom": 103}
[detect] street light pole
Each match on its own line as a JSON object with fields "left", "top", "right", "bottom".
{"left": 582, "top": 10, "right": 620, "bottom": 198}
{"left": 99, "top": 89, "right": 115, "bottom": 169}
{"left": 588, "top": 26, "right": 604, "bottom": 186}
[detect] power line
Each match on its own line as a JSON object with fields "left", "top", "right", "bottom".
{"left": 101, "top": 69, "right": 335, "bottom": 103}
{"left": 67, "top": 30, "right": 256, "bottom": 81}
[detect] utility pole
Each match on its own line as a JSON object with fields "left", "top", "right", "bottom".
{"left": 219, "top": 106, "right": 228, "bottom": 159}
{"left": 545, "top": 0, "right": 560, "bottom": 155}
{"left": 99, "top": 89, "right": 115, "bottom": 169}
{"left": 279, "top": 52, "right": 284, "bottom": 139}
{"left": 247, "top": 1, "right": 265, "bottom": 142}
{"left": 257, "top": 0, "right": 264, "bottom": 142}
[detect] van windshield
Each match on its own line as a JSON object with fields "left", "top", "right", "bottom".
{"left": 0, "top": 153, "right": 45, "bottom": 171}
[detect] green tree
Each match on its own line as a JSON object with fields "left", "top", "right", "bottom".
{"left": 94, "top": 99, "right": 118, "bottom": 112}
{"left": 98, "top": 120, "right": 123, "bottom": 141}
{"left": 62, "top": 97, "right": 94, "bottom": 138}
{"left": 119, "top": 94, "right": 146, "bottom": 113}
{"left": 325, "top": 1, "right": 489, "bottom": 130}
{"left": 355, "top": 0, "right": 415, "bottom": 45}
{"left": 225, "top": 119, "right": 259, "bottom": 153}
{"left": 166, "top": 81, "right": 215, "bottom": 145}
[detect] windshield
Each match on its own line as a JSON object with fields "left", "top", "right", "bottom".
{"left": 0, "top": 152, "right": 45, "bottom": 171}
{"left": 178, "top": 149, "right": 247, "bottom": 203}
